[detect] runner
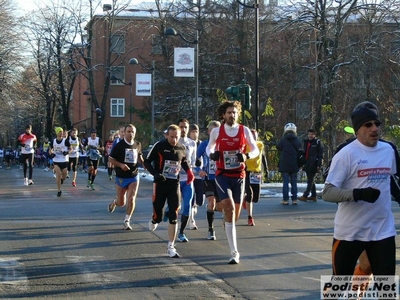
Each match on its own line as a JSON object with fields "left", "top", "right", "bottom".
{"left": 107, "top": 124, "right": 144, "bottom": 230}
{"left": 17, "top": 124, "right": 37, "bottom": 186}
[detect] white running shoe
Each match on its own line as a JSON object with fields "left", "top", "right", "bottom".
{"left": 228, "top": 251, "right": 240, "bottom": 264}
{"left": 123, "top": 220, "right": 132, "bottom": 230}
{"left": 148, "top": 219, "right": 158, "bottom": 231}
{"left": 188, "top": 221, "right": 198, "bottom": 230}
{"left": 167, "top": 246, "right": 180, "bottom": 258}
{"left": 207, "top": 230, "right": 216, "bottom": 240}
{"left": 28, "top": 179, "right": 34, "bottom": 185}
{"left": 24, "top": 178, "right": 28, "bottom": 186}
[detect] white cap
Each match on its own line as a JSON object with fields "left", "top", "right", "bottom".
{"left": 284, "top": 123, "right": 297, "bottom": 133}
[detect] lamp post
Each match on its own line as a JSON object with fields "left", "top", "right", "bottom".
{"left": 165, "top": 27, "right": 199, "bottom": 125}
{"left": 129, "top": 58, "right": 156, "bottom": 145}
{"left": 110, "top": 75, "right": 133, "bottom": 124}
{"left": 235, "top": 0, "right": 260, "bottom": 130}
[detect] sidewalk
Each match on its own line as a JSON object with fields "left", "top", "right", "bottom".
{"left": 260, "top": 182, "right": 324, "bottom": 198}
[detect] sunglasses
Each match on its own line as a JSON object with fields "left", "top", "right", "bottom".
{"left": 363, "top": 121, "right": 382, "bottom": 128}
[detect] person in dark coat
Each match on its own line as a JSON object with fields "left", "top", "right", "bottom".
{"left": 299, "top": 129, "right": 324, "bottom": 202}
{"left": 276, "top": 123, "right": 302, "bottom": 205}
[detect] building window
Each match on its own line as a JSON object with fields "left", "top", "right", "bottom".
{"left": 110, "top": 66, "right": 125, "bottom": 85}
{"left": 111, "top": 34, "right": 125, "bottom": 54}
{"left": 293, "top": 68, "right": 310, "bottom": 89}
{"left": 296, "top": 100, "right": 310, "bottom": 120}
{"left": 111, "top": 98, "right": 125, "bottom": 117}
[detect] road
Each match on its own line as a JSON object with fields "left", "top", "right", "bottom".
{"left": 1, "top": 164, "right": 400, "bottom": 300}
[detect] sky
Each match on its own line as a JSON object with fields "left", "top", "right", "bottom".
{"left": 15, "top": 0, "right": 146, "bottom": 14}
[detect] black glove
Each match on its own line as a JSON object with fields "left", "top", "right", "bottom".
{"left": 353, "top": 187, "right": 380, "bottom": 203}
{"left": 153, "top": 172, "right": 166, "bottom": 183}
{"left": 236, "top": 153, "right": 248, "bottom": 163}
{"left": 62, "top": 151, "right": 68, "bottom": 156}
{"left": 209, "top": 151, "right": 220, "bottom": 161}
{"left": 195, "top": 158, "right": 201, "bottom": 167}
{"left": 49, "top": 153, "right": 56, "bottom": 159}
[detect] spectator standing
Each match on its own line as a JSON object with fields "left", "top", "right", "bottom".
{"left": 299, "top": 129, "right": 324, "bottom": 202}
{"left": 276, "top": 123, "right": 301, "bottom": 205}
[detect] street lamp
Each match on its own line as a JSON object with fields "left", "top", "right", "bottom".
{"left": 165, "top": 27, "right": 199, "bottom": 125}
{"left": 129, "top": 58, "right": 156, "bottom": 145}
{"left": 110, "top": 75, "right": 133, "bottom": 124}
{"left": 235, "top": 0, "right": 260, "bottom": 130}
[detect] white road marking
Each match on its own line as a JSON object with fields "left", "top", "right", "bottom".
{"left": 0, "top": 257, "right": 28, "bottom": 291}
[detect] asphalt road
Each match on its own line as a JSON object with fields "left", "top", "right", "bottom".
{"left": 1, "top": 164, "right": 400, "bottom": 300}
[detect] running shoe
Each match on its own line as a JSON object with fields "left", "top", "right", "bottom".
{"left": 292, "top": 199, "right": 297, "bottom": 205}
{"left": 53, "top": 173, "right": 56, "bottom": 178}
{"left": 167, "top": 246, "right": 180, "bottom": 258}
{"left": 123, "top": 220, "right": 132, "bottom": 230}
{"left": 207, "top": 230, "right": 216, "bottom": 240}
{"left": 192, "top": 205, "right": 197, "bottom": 216}
{"left": 228, "top": 251, "right": 240, "bottom": 264}
{"left": 61, "top": 179, "right": 64, "bottom": 185}
{"left": 57, "top": 190, "right": 62, "bottom": 197}
{"left": 66, "top": 174, "right": 70, "bottom": 178}
{"left": 90, "top": 183, "right": 95, "bottom": 190}
{"left": 24, "top": 178, "right": 28, "bottom": 186}
{"left": 72, "top": 181, "right": 76, "bottom": 187}
{"left": 87, "top": 180, "right": 91, "bottom": 187}
{"left": 163, "top": 210, "right": 169, "bottom": 222}
{"left": 109, "top": 175, "right": 112, "bottom": 180}
{"left": 188, "top": 221, "right": 198, "bottom": 230}
{"left": 177, "top": 233, "right": 189, "bottom": 242}
{"left": 108, "top": 199, "right": 116, "bottom": 213}
{"left": 28, "top": 179, "right": 34, "bottom": 185}
{"left": 248, "top": 217, "right": 255, "bottom": 226}
{"left": 148, "top": 219, "right": 158, "bottom": 231}
{"left": 281, "top": 200, "right": 289, "bottom": 205}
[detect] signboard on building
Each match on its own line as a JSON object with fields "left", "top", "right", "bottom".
{"left": 174, "top": 47, "right": 195, "bottom": 77}
{"left": 136, "top": 74, "right": 152, "bottom": 96}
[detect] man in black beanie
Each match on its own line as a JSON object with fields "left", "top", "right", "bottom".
{"left": 322, "top": 103, "right": 396, "bottom": 279}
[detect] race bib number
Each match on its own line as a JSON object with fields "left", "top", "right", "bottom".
{"left": 208, "top": 160, "right": 216, "bottom": 175}
{"left": 223, "top": 150, "right": 240, "bottom": 170}
{"left": 124, "top": 148, "right": 137, "bottom": 164}
{"left": 250, "top": 172, "right": 262, "bottom": 184}
{"left": 54, "top": 145, "right": 63, "bottom": 154}
{"left": 162, "top": 160, "right": 181, "bottom": 179}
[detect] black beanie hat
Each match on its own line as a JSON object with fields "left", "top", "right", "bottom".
{"left": 351, "top": 107, "right": 379, "bottom": 133}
